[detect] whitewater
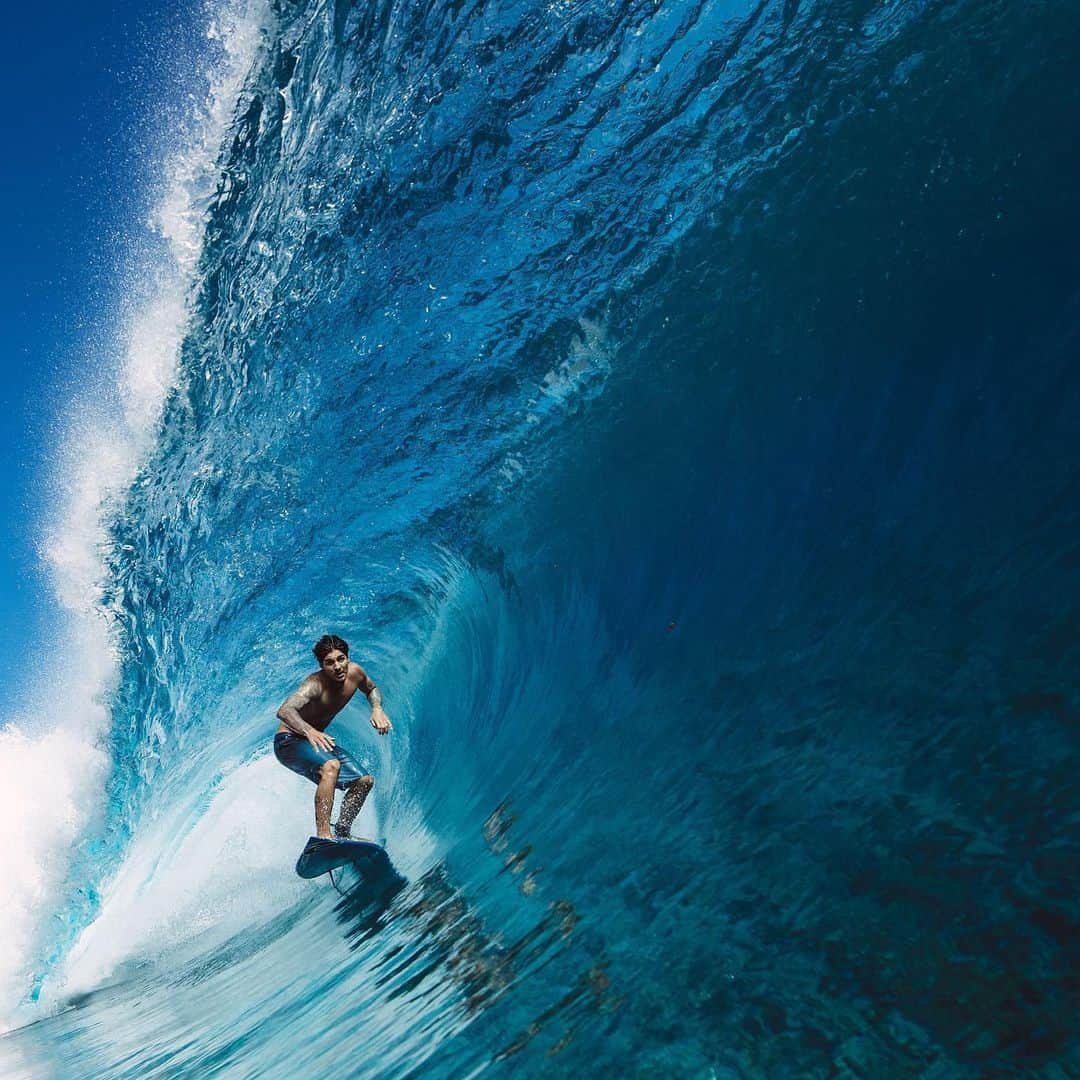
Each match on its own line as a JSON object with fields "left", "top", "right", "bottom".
{"left": 2, "top": 0, "right": 1077, "bottom": 1075}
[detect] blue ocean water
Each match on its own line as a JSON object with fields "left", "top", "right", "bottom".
{"left": 2, "top": 0, "right": 1077, "bottom": 1075}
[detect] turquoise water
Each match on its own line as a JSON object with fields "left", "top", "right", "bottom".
{"left": 2, "top": 0, "right": 1077, "bottom": 1075}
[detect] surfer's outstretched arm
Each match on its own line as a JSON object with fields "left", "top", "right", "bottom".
{"left": 277, "top": 677, "right": 334, "bottom": 751}
{"left": 354, "top": 663, "right": 392, "bottom": 735}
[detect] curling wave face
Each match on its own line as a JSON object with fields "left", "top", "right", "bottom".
{"left": 3, "top": 0, "right": 1078, "bottom": 1075}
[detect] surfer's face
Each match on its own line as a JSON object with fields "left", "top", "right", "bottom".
{"left": 320, "top": 649, "right": 349, "bottom": 683}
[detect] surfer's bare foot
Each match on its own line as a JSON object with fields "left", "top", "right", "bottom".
{"left": 333, "top": 823, "right": 374, "bottom": 842}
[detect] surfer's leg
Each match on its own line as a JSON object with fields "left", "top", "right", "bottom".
{"left": 337, "top": 774, "right": 374, "bottom": 838}
{"left": 314, "top": 759, "right": 340, "bottom": 839}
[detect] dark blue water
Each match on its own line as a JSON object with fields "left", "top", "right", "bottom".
{"left": 3, "top": 0, "right": 1077, "bottom": 1075}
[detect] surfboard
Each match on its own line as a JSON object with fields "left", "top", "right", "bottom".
{"left": 295, "top": 836, "right": 398, "bottom": 883}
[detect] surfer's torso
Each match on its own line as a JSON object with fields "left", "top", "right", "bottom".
{"left": 275, "top": 662, "right": 376, "bottom": 733}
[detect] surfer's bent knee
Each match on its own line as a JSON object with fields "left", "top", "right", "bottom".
{"left": 319, "top": 759, "right": 341, "bottom": 779}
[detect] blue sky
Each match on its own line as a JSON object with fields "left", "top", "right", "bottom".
{"left": 0, "top": 1, "right": 203, "bottom": 701}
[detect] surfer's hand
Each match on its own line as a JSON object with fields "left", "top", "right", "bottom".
{"left": 371, "top": 709, "right": 392, "bottom": 735}
{"left": 307, "top": 729, "right": 335, "bottom": 752}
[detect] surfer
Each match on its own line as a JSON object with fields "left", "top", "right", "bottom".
{"left": 274, "top": 634, "right": 392, "bottom": 841}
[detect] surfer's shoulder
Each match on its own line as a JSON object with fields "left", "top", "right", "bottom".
{"left": 349, "top": 661, "right": 375, "bottom": 691}
{"left": 294, "top": 672, "right": 325, "bottom": 696}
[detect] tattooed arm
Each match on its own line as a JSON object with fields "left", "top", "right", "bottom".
{"left": 277, "top": 677, "right": 335, "bottom": 751}
{"left": 355, "top": 664, "right": 392, "bottom": 735}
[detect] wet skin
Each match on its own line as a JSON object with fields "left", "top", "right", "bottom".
{"left": 276, "top": 649, "right": 392, "bottom": 838}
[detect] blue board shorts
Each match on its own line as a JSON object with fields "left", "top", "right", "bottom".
{"left": 273, "top": 732, "right": 371, "bottom": 790}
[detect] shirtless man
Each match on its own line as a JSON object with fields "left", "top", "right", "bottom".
{"left": 274, "top": 634, "right": 392, "bottom": 840}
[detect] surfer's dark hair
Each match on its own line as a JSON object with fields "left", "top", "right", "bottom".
{"left": 313, "top": 635, "right": 350, "bottom": 661}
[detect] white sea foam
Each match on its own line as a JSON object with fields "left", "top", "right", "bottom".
{"left": 53, "top": 757, "right": 317, "bottom": 1000}
{"left": 0, "top": 0, "right": 267, "bottom": 1031}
